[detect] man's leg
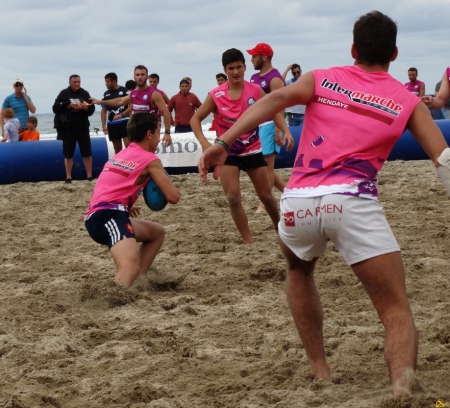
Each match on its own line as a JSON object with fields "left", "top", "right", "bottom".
{"left": 110, "top": 219, "right": 165, "bottom": 286}
{"left": 64, "top": 158, "right": 73, "bottom": 180}
{"left": 351, "top": 252, "right": 418, "bottom": 396}
{"left": 83, "top": 156, "right": 93, "bottom": 179}
{"left": 256, "top": 153, "right": 285, "bottom": 212}
{"left": 132, "top": 218, "right": 165, "bottom": 279}
{"left": 279, "top": 239, "right": 332, "bottom": 380}
{"left": 112, "top": 139, "right": 123, "bottom": 154}
{"left": 123, "top": 136, "right": 130, "bottom": 148}
{"left": 220, "top": 165, "right": 252, "bottom": 244}
{"left": 247, "top": 166, "right": 279, "bottom": 232}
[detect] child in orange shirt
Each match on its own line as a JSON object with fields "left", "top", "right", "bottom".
{"left": 19, "top": 116, "right": 40, "bottom": 141}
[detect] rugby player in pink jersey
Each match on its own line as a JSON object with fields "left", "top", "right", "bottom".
{"left": 191, "top": 48, "right": 293, "bottom": 244}
{"left": 198, "top": 11, "right": 450, "bottom": 397}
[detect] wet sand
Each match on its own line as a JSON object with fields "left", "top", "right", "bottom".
{"left": 0, "top": 161, "right": 449, "bottom": 407}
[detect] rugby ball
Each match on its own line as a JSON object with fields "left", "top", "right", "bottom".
{"left": 143, "top": 178, "right": 168, "bottom": 211}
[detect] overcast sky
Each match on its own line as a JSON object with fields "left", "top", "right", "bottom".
{"left": 0, "top": 0, "right": 448, "bottom": 114}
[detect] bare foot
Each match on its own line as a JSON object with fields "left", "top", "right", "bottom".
{"left": 256, "top": 203, "right": 266, "bottom": 213}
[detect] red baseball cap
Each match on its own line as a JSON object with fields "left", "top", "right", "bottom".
{"left": 246, "top": 43, "right": 274, "bottom": 57}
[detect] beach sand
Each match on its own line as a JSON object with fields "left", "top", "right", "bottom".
{"left": 0, "top": 161, "right": 449, "bottom": 407}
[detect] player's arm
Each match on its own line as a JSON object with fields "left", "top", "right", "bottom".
{"left": 191, "top": 94, "right": 215, "bottom": 152}
{"left": 419, "top": 82, "right": 425, "bottom": 98}
{"left": 270, "top": 77, "right": 287, "bottom": 144}
{"left": 407, "top": 102, "right": 450, "bottom": 195}
{"left": 146, "top": 160, "right": 181, "bottom": 204}
{"left": 423, "top": 71, "right": 449, "bottom": 110}
{"left": 198, "top": 72, "right": 315, "bottom": 183}
{"left": 91, "top": 94, "right": 131, "bottom": 107}
{"left": 281, "top": 64, "right": 293, "bottom": 81}
{"left": 101, "top": 107, "right": 108, "bottom": 135}
{"left": 152, "top": 92, "right": 172, "bottom": 147}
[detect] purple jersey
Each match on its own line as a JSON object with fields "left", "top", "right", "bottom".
{"left": 404, "top": 80, "right": 423, "bottom": 96}
{"left": 130, "top": 86, "right": 161, "bottom": 123}
{"left": 250, "top": 68, "right": 284, "bottom": 94}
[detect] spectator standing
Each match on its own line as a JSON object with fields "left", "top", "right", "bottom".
{"left": 1, "top": 78, "right": 36, "bottom": 135}
{"left": 282, "top": 64, "right": 306, "bottom": 127}
{"left": 168, "top": 79, "right": 202, "bottom": 133}
{"left": 404, "top": 67, "right": 425, "bottom": 96}
{"left": 52, "top": 75, "right": 95, "bottom": 183}
{"left": 101, "top": 72, "right": 130, "bottom": 154}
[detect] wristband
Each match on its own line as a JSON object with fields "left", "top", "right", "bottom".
{"left": 215, "top": 139, "right": 229, "bottom": 152}
{"left": 164, "top": 130, "right": 171, "bottom": 135}
{"left": 437, "top": 147, "right": 450, "bottom": 167}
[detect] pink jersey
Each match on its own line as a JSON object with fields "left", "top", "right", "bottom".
{"left": 404, "top": 80, "right": 423, "bottom": 96}
{"left": 84, "top": 143, "right": 159, "bottom": 218}
{"left": 130, "top": 86, "right": 161, "bottom": 123}
{"left": 284, "top": 65, "right": 420, "bottom": 199}
{"left": 210, "top": 81, "right": 261, "bottom": 157}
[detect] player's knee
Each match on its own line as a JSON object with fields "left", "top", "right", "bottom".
{"left": 226, "top": 193, "right": 241, "bottom": 208}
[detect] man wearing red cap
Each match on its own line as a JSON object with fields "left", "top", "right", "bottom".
{"left": 247, "top": 43, "right": 289, "bottom": 213}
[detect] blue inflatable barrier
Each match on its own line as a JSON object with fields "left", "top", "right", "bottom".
{"left": 1, "top": 120, "right": 450, "bottom": 184}
{"left": 0, "top": 137, "right": 109, "bottom": 184}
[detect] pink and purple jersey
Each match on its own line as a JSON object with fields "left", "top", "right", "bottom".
{"left": 210, "top": 81, "right": 261, "bottom": 157}
{"left": 130, "top": 86, "right": 161, "bottom": 123}
{"left": 84, "top": 143, "right": 159, "bottom": 218}
{"left": 404, "top": 80, "right": 423, "bottom": 96}
{"left": 283, "top": 65, "right": 420, "bottom": 200}
{"left": 250, "top": 68, "right": 284, "bottom": 94}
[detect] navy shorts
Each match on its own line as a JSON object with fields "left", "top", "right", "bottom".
{"left": 224, "top": 152, "right": 267, "bottom": 171}
{"left": 107, "top": 121, "right": 128, "bottom": 142}
{"left": 85, "top": 210, "right": 135, "bottom": 249}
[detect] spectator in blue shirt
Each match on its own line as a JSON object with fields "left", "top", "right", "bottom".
{"left": 1, "top": 78, "right": 36, "bottom": 135}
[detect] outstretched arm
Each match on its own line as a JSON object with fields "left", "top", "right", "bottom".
{"left": 91, "top": 94, "right": 131, "bottom": 108}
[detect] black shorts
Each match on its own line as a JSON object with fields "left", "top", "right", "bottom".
{"left": 62, "top": 128, "right": 92, "bottom": 158}
{"left": 85, "top": 210, "right": 135, "bottom": 249}
{"left": 107, "top": 121, "right": 128, "bottom": 142}
{"left": 224, "top": 152, "right": 267, "bottom": 171}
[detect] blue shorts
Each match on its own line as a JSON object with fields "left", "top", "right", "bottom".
{"left": 85, "top": 210, "right": 135, "bottom": 249}
{"left": 259, "top": 122, "right": 280, "bottom": 156}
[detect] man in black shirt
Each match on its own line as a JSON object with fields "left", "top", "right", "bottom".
{"left": 53, "top": 74, "right": 95, "bottom": 183}
{"left": 101, "top": 72, "right": 130, "bottom": 154}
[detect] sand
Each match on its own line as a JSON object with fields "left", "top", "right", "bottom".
{"left": 0, "top": 161, "right": 449, "bottom": 408}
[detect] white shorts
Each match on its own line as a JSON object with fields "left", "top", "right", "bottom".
{"left": 278, "top": 195, "right": 400, "bottom": 265}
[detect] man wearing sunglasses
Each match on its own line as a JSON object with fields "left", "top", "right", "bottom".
{"left": 1, "top": 78, "right": 36, "bottom": 136}
{"left": 282, "top": 64, "right": 306, "bottom": 127}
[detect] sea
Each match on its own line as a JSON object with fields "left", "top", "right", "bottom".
{"left": 36, "top": 112, "right": 214, "bottom": 140}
